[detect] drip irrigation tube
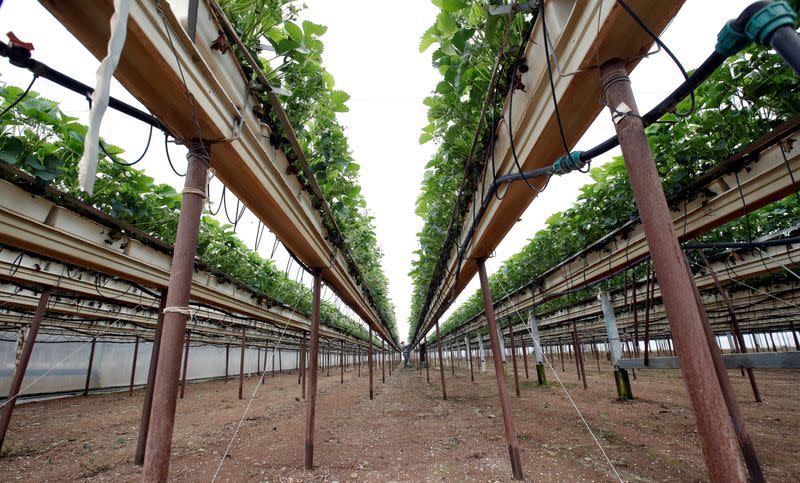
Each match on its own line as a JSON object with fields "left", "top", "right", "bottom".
{"left": 0, "top": 41, "right": 166, "bottom": 132}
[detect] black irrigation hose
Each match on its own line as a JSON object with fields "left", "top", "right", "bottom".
{"left": 0, "top": 41, "right": 166, "bottom": 131}
{"left": 0, "top": 74, "right": 37, "bottom": 118}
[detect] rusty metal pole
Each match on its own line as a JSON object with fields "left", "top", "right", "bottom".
{"left": 225, "top": 344, "right": 230, "bottom": 383}
{"left": 698, "top": 250, "right": 760, "bottom": 402}
{"left": 262, "top": 342, "right": 268, "bottom": 385}
{"left": 466, "top": 335, "right": 474, "bottom": 382}
{"left": 129, "top": 335, "right": 140, "bottom": 396}
{"left": 435, "top": 320, "right": 447, "bottom": 400}
{"left": 238, "top": 328, "right": 246, "bottom": 400}
{"left": 508, "top": 323, "right": 521, "bottom": 398}
{"left": 520, "top": 329, "right": 529, "bottom": 380}
{"left": 478, "top": 258, "right": 523, "bottom": 480}
{"left": 0, "top": 287, "right": 50, "bottom": 451}
{"left": 789, "top": 321, "right": 800, "bottom": 350}
{"left": 179, "top": 330, "right": 191, "bottom": 399}
{"left": 572, "top": 323, "right": 587, "bottom": 390}
{"left": 425, "top": 343, "right": 430, "bottom": 383}
{"left": 686, "top": 267, "right": 764, "bottom": 481}
{"left": 143, "top": 140, "right": 209, "bottom": 482}
{"left": 449, "top": 343, "right": 455, "bottom": 376}
{"left": 368, "top": 329, "right": 374, "bottom": 400}
{"left": 83, "top": 337, "right": 96, "bottom": 396}
{"left": 601, "top": 59, "right": 746, "bottom": 482}
{"left": 135, "top": 291, "right": 167, "bottom": 466}
{"left": 382, "top": 338, "right": 386, "bottom": 383}
{"left": 304, "top": 269, "right": 322, "bottom": 470}
{"left": 340, "top": 340, "right": 344, "bottom": 384}
{"left": 301, "top": 332, "right": 307, "bottom": 399}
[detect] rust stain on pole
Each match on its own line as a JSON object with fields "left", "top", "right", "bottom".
{"left": 478, "top": 258, "right": 523, "bottom": 480}
{"left": 83, "top": 337, "right": 96, "bottom": 397}
{"left": 142, "top": 141, "right": 209, "bottom": 482}
{"left": 0, "top": 286, "right": 50, "bottom": 451}
{"left": 304, "top": 269, "right": 322, "bottom": 470}
{"left": 179, "top": 330, "right": 191, "bottom": 399}
{"left": 130, "top": 335, "right": 140, "bottom": 397}
{"left": 435, "top": 320, "right": 447, "bottom": 400}
{"left": 601, "top": 59, "right": 746, "bottom": 482}
{"left": 135, "top": 290, "right": 167, "bottom": 466}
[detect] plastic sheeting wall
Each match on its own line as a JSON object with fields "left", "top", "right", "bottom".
{"left": 0, "top": 334, "right": 308, "bottom": 398}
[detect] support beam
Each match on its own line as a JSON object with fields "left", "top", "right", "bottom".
{"left": 238, "top": 327, "right": 245, "bottom": 401}
{"left": 304, "top": 269, "right": 322, "bottom": 470}
{"left": 599, "top": 292, "right": 631, "bottom": 400}
{"left": 135, "top": 290, "right": 167, "bottom": 466}
{"left": 601, "top": 59, "right": 746, "bottom": 482}
{"left": 368, "top": 328, "right": 374, "bottom": 400}
{"left": 0, "top": 286, "right": 50, "bottom": 451}
{"left": 619, "top": 352, "right": 800, "bottom": 369}
{"left": 435, "top": 320, "right": 447, "bottom": 401}
{"left": 478, "top": 258, "right": 523, "bottom": 480}
{"left": 129, "top": 335, "right": 140, "bottom": 397}
{"left": 83, "top": 337, "right": 96, "bottom": 396}
{"left": 179, "top": 330, "right": 191, "bottom": 399}
{"left": 143, "top": 141, "right": 210, "bottom": 482}
{"left": 466, "top": 335, "right": 474, "bottom": 383}
{"left": 529, "top": 314, "right": 546, "bottom": 386}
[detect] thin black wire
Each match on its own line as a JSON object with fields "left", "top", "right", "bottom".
{"left": 208, "top": 185, "right": 225, "bottom": 216}
{"left": 99, "top": 125, "right": 154, "bottom": 166}
{"left": 615, "top": 0, "right": 695, "bottom": 117}
{"left": 0, "top": 75, "right": 37, "bottom": 118}
{"left": 164, "top": 133, "right": 187, "bottom": 176}
{"left": 85, "top": 96, "right": 152, "bottom": 167}
{"left": 540, "top": 2, "right": 570, "bottom": 159}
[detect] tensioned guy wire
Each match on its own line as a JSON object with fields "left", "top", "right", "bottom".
{"left": 498, "top": 280, "right": 623, "bottom": 483}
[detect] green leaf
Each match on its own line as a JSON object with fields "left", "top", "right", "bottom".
{"left": 419, "top": 132, "right": 434, "bottom": 144}
{"left": 285, "top": 21, "right": 303, "bottom": 42}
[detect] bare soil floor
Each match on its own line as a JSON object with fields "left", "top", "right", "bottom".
{"left": 1, "top": 355, "right": 798, "bottom": 482}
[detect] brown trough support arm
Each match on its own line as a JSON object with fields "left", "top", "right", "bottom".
{"left": 600, "top": 59, "right": 748, "bottom": 482}
{"left": 0, "top": 286, "right": 50, "bottom": 452}
{"left": 143, "top": 140, "right": 209, "bottom": 482}
{"left": 478, "top": 258, "right": 523, "bottom": 480}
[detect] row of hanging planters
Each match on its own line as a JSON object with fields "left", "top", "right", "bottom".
{"left": 0, "top": 83, "right": 374, "bottom": 342}
{"left": 219, "top": 0, "right": 398, "bottom": 343}
{"left": 434, "top": 45, "right": 800, "bottom": 339}
{"left": 408, "top": 0, "right": 532, "bottom": 341}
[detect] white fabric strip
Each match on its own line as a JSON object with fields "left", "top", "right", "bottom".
{"left": 78, "top": 0, "right": 132, "bottom": 194}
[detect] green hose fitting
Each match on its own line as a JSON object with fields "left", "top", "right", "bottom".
{"left": 553, "top": 151, "right": 586, "bottom": 175}
{"left": 716, "top": 1, "right": 797, "bottom": 57}
{"left": 746, "top": 1, "right": 797, "bottom": 45}
{"left": 716, "top": 22, "right": 750, "bottom": 56}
